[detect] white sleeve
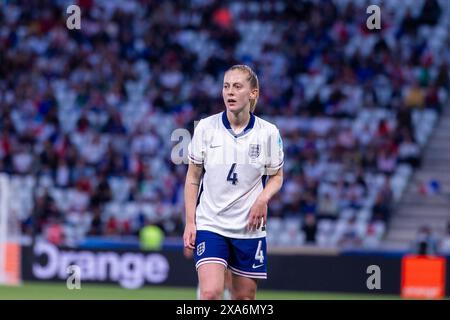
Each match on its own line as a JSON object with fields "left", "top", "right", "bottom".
{"left": 188, "top": 120, "right": 206, "bottom": 164}
{"left": 265, "top": 127, "right": 284, "bottom": 175}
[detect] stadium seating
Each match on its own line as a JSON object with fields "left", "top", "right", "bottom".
{"left": 1, "top": 0, "right": 449, "bottom": 249}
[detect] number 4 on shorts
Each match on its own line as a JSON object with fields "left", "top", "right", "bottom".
{"left": 255, "top": 240, "right": 264, "bottom": 264}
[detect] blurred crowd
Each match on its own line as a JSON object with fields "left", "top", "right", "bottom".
{"left": 0, "top": 0, "right": 449, "bottom": 248}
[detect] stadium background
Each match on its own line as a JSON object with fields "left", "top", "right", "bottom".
{"left": 1, "top": 0, "right": 450, "bottom": 299}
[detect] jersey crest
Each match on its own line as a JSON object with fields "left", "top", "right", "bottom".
{"left": 248, "top": 144, "right": 261, "bottom": 159}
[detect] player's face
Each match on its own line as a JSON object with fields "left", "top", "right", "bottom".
{"left": 223, "top": 70, "right": 256, "bottom": 113}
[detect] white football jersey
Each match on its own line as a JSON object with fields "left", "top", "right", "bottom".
{"left": 188, "top": 111, "right": 284, "bottom": 239}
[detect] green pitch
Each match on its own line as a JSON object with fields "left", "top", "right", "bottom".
{"left": 0, "top": 282, "right": 402, "bottom": 300}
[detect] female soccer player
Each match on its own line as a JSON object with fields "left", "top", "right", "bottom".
{"left": 184, "top": 65, "right": 284, "bottom": 300}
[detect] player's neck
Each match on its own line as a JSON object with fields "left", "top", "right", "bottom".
{"left": 226, "top": 110, "right": 250, "bottom": 134}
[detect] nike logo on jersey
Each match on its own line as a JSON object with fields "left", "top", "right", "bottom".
{"left": 209, "top": 144, "right": 221, "bottom": 148}
{"left": 252, "top": 263, "right": 264, "bottom": 269}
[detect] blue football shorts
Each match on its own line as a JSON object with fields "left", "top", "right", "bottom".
{"left": 193, "top": 230, "right": 267, "bottom": 279}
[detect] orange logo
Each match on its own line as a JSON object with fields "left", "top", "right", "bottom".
{"left": 401, "top": 255, "right": 446, "bottom": 299}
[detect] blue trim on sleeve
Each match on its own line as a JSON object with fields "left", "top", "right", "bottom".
{"left": 261, "top": 175, "right": 268, "bottom": 188}
{"left": 196, "top": 180, "right": 204, "bottom": 207}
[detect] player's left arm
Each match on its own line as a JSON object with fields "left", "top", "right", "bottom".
{"left": 247, "top": 168, "right": 283, "bottom": 232}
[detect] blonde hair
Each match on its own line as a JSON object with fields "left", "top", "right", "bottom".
{"left": 226, "top": 64, "right": 259, "bottom": 113}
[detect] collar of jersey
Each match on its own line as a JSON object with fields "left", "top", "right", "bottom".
{"left": 222, "top": 111, "right": 255, "bottom": 138}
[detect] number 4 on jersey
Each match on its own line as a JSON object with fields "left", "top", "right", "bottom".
{"left": 227, "top": 163, "right": 238, "bottom": 185}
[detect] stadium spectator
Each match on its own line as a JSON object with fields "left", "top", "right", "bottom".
{"left": 317, "top": 192, "right": 339, "bottom": 220}
{"left": 301, "top": 213, "right": 317, "bottom": 244}
{"left": 418, "top": 0, "right": 442, "bottom": 26}
{"left": 338, "top": 216, "right": 363, "bottom": 247}
{"left": 411, "top": 225, "right": 440, "bottom": 255}
{"left": 45, "top": 217, "right": 65, "bottom": 246}
{"left": 88, "top": 206, "right": 104, "bottom": 236}
{"left": 439, "top": 222, "right": 450, "bottom": 253}
{"left": 397, "top": 132, "right": 421, "bottom": 168}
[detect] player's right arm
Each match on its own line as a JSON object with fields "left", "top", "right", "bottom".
{"left": 184, "top": 119, "right": 206, "bottom": 249}
{"left": 183, "top": 162, "right": 203, "bottom": 249}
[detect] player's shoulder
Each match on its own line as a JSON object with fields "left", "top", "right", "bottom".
{"left": 254, "top": 114, "right": 279, "bottom": 133}
{"left": 195, "top": 112, "right": 222, "bottom": 130}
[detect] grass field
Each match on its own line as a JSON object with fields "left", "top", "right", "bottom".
{"left": 0, "top": 282, "right": 403, "bottom": 300}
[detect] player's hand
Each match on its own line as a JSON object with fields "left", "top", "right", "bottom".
{"left": 183, "top": 223, "right": 196, "bottom": 250}
{"left": 247, "top": 198, "right": 267, "bottom": 232}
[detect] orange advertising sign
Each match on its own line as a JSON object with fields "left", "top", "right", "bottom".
{"left": 1, "top": 242, "right": 21, "bottom": 285}
{"left": 401, "top": 255, "right": 446, "bottom": 299}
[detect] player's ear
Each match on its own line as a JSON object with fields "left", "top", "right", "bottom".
{"left": 250, "top": 87, "right": 258, "bottom": 100}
